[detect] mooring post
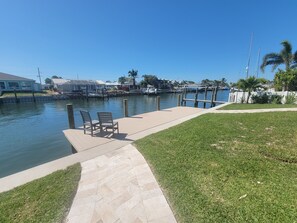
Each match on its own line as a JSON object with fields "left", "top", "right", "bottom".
{"left": 177, "top": 94, "right": 181, "bottom": 106}
{"left": 157, "top": 96, "right": 160, "bottom": 110}
{"left": 210, "top": 87, "right": 215, "bottom": 107}
{"left": 203, "top": 87, "right": 208, "bottom": 108}
{"left": 123, "top": 99, "right": 128, "bottom": 117}
{"left": 184, "top": 88, "right": 187, "bottom": 106}
{"left": 213, "top": 86, "right": 218, "bottom": 106}
{"left": 14, "top": 89, "right": 19, "bottom": 103}
{"left": 66, "top": 104, "right": 75, "bottom": 129}
{"left": 194, "top": 88, "right": 198, "bottom": 107}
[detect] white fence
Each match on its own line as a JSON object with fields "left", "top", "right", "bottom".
{"left": 228, "top": 91, "right": 296, "bottom": 104}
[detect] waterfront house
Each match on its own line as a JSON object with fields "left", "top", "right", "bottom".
{"left": 52, "top": 78, "right": 105, "bottom": 94}
{"left": 0, "top": 72, "right": 38, "bottom": 93}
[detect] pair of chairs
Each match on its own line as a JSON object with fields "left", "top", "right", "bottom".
{"left": 80, "top": 110, "right": 119, "bottom": 136}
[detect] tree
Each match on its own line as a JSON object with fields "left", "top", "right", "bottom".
{"left": 274, "top": 69, "right": 297, "bottom": 91}
{"left": 118, "top": 76, "right": 127, "bottom": 85}
{"left": 237, "top": 76, "right": 266, "bottom": 103}
{"left": 128, "top": 69, "right": 138, "bottom": 89}
{"left": 261, "top": 40, "right": 297, "bottom": 73}
{"left": 44, "top": 78, "right": 52, "bottom": 84}
{"left": 141, "top": 74, "right": 159, "bottom": 88}
{"left": 51, "top": 75, "right": 62, "bottom": 79}
{"left": 201, "top": 79, "right": 213, "bottom": 86}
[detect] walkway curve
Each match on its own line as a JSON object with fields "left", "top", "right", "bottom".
{"left": 66, "top": 144, "right": 177, "bottom": 223}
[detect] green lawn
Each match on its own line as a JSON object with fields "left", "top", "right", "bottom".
{"left": 136, "top": 112, "right": 297, "bottom": 222}
{"left": 0, "top": 164, "right": 81, "bottom": 223}
{"left": 220, "top": 103, "right": 297, "bottom": 110}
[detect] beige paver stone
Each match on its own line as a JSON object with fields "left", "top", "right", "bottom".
{"left": 143, "top": 196, "right": 173, "bottom": 221}
{"left": 66, "top": 144, "right": 176, "bottom": 222}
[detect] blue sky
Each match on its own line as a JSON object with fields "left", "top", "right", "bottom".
{"left": 0, "top": 0, "right": 296, "bottom": 84}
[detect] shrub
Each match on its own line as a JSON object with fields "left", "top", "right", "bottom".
{"left": 252, "top": 93, "right": 269, "bottom": 104}
{"left": 270, "top": 94, "right": 283, "bottom": 104}
{"left": 252, "top": 93, "right": 283, "bottom": 104}
{"left": 285, "top": 93, "right": 297, "bottom": 104}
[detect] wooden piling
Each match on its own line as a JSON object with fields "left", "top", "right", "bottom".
{"left": 157, "top": 96, "right": 160, "bottom": 110}
{"left": 66, "top": 104, "right": 75, "bottom": 129}
{"left": 194, "top": 88, "right": 198, "bottom": 107}
{"left": 213, "top": 87, "right": 218, "bottom": 106}
{"left": 203, "top": 87, "right": 208, "bottom": 108}
{"left": 177, "top": 94, "right": 181, "bottom": 106}
{"left": 210, "top": 87, "right": 215, "bottom": 107}
{"left": 14, "top": 89, "right": 19, "bottom": 103}
{"left": 123, "top": 99, "right": 128, "bottom": 117}
{"left": 184, "top": 88, "right": 187, "bottom": 106}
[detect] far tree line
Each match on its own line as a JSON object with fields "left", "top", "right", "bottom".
{"left": 44, "top": 40, "right": 297, "bottom": 93}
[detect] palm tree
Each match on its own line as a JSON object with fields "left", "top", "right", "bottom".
{"left": 128, "top": 69, "right": 138, "bottom": 89}
{"left": 237, "top": 76, "right": 266, "bottom": 103}
{"left": 118, "top": 76, "right": 127, "bottom": 85}
{"left": 261, "top": 40, "right": 297, "bottom": 72}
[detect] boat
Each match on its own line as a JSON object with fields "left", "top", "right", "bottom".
{"left": 143, "top": 86, "right": 158, "bottom": 95}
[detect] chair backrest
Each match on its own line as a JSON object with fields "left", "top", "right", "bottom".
{"left": 80, "top": 110, "right": 92, "bottom": 124}
{"left": 98, "top": 112, "right": 113, "bottom": 124}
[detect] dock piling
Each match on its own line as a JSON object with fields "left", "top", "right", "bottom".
{"left": 123, "top": 99, "right": 128, "bottom": 117}
{"left": 194, "top": 88, "right": 198, "bottom": 107}
{"left": 66, "top": 104, "right": 75, "bottom": 129}
{"left": 14, "top": 89, "right": 19, "bottom": 104}
{"left": 177, "top": 94, "right": 181, "bottom": 106}
{"left": 210, "top": 87, "right": 215, "bottom": 107}
{"left": 214, "top": 86, "right": 218, "bottom": 106}
{"left": 157, "top": 96, "right": 160, "bottom": 110}
{"left": 203, "top": 87, "right": 208, "bottom": 108}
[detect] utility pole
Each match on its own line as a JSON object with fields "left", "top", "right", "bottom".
{"left": 37, "top": 67, "right": 42, "bottom": 85}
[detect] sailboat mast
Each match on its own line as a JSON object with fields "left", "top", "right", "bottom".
{"left": 246, "top": 32, "right": 253, "bottom": 78}
{"left": 256, "top": 48, "right": 261, "bottom": 78}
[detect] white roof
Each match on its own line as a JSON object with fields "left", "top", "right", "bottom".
{"left": 96, "top": 80, "right": 105, "bottom": 85}
{"left": 52, "top": 78, "right": 69, "bottom": 85}
{"left": 105, "top": 82, "right": 120, "bottom": 86}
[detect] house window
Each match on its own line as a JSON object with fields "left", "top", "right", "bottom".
{"left": 20, "top": 81, "right": 32, "bottom": 90}
{"left": 0, "top": 82, "right": 5, "bottom": 89}
{"left": 8, "top": 82, "right": 20, "bottom": 89}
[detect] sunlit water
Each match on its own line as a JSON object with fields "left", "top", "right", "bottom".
{"left": 0, "top": 91, "right": 229, "bottom": 177}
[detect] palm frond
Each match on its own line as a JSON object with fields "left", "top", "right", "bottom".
{"left": 260, "top": 53, "right": 283, "bottom": 72}
{"left": 294, "top": 51, "right": 297, "bottom": 63}
{"left": 281, "top": 40, "right": 293, "bottom": 55}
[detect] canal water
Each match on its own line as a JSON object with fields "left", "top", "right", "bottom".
{"left": 0, "top": 91, "right": 229, "bottom": 178}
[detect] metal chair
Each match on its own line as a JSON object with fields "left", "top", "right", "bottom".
{"left": 80, "top": 110, "right": 100, "bottom": 136}
{"left": 97, "top": 112, "right": 119, "bottom": 134}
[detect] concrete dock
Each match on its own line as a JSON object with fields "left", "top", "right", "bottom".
{"left": 64, "top": 106, "right": 204, "bottom": 152}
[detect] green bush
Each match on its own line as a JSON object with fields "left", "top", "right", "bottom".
{"left": 270, "top": 94, "right": 283, "bottom": 104}
{"left": 251, "top": 93, "right": 283, "bottom": 104}
{"left": 285, "top": 93, "right": 297, "bottom": 104}
{"left": 251, "top": 93, "right": 269, "bottom": 104}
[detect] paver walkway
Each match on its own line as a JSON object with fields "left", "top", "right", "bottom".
{"left": 66, "top": 144, "right": 176, "bottom": 223}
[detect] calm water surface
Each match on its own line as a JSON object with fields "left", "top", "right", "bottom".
{"left": 0, "top": 91, "right": 228, "bottom": 177}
